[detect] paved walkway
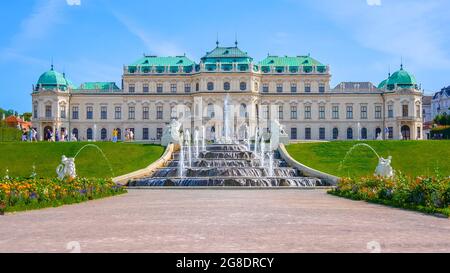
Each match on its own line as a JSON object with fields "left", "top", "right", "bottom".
{"left": 0, "top": 189, "right": 449, "bottom": 253}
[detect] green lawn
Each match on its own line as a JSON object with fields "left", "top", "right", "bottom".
{"left": 0, "top": 142, "right": 165, "bottom": 178}
{"left": 286, "top": 141, "right": 450, "bottom": 178}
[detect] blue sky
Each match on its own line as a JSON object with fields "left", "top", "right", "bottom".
{"left": 1, "top": 0, "right": 450, "bottom": 113}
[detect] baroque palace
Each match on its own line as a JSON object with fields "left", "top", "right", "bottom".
{"left": 31, "top": 42, "right": 423, "bottom": 142}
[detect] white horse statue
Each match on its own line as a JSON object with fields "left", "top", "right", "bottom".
{"left": 56, "top": 155, "right": 77, "bottom": 180}
{"left": 374, "top": 156, "right": 394, "bottom": 178}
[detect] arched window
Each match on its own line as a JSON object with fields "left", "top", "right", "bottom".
{"left": 240, "top": 82, "right": 247, "bottom": 91}
{"left": 207, "top": 103, "right": 215, "bottom": 118}
{"left": 347, "top": 128, "right": 353, "bottom": 140}
{"left": 361, "top": 128, "right": 367, "bottom": 139}
{"left": 87, "top": 128, "right": 93, "bottom": 140}
{"left": 332, "top": 128, "right": 339, "bottom": 140}
{"left": 72, "top": 128, "right": 78, "bottom": 139}
{"left": 195, "top": 82, "right": 199, "bottom": 91}
{"left": 224, "top": 82, "right": 230, "bottom": 91}
{"left": 116, "top": 128, "right": 122, "bottom": 140}
{"left": 240, "top": 103, "right": 247, "bottom": 118}
{"left": 375, "top": 128, "right": 382, "bottom": 138}
{"left": 101, "top": 128, "right": 107, "bottom": 140}
{"left": 207, "top": 82, "right": 214, "bottom": 91}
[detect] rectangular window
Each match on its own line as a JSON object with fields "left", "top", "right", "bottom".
{"left": 262, "top": 105, "right": 269, "bottom": 120}
{"left": 72, "top": 106, "right": 79, "bottom": 120}
{"left": 305, "top": 128, "right": 311, "bottom": 140}
{"left": 291, "top": 83, "right": 297, "bottom": 93}
{"left": 128, "top": 106, "right": 135, "bottom": 120}
{"left": 143, "top": 107, "right": 149, "bottom": 120}
{"left": 262, "top": 83, "right": 269, "bottom": 93}
{"left": 305, "top": 106, "right": 311, "bottom": 119}
{"left": 402, "top": 105, "right": 409, "bottom": 117}
{"left": 304, "top": 83, "right": 311, "bottom": 93}
{"left": 276, "top": 84, "right": 283, "bottom": 93}
{"left": 184, "top": 84, "right": 191, "bottom": 93}
{"left": 45, "top": 105, "right": 52, "bottom": 118}
{"left": 346, "top": 105, "right": 353, "bottom": 119}
{"left": 86, "top": 106, "right": 93, "bottom": 120}
{"left": 332, "top": 106, "right": 339, "bottom": 119}
{"left": 157, "top": 83, "right": 163, "bottom": 93}
{"left": 129, "top": 84, "right": 135, "bottom": 93}
{"left": 319, "top": 83, "right": 325, "bottom": 93}
{"left": 319, "top": 106, "right": 325, "bottom": 119}
{"left": 156, "top": 128, "right": 163, "bottom": 140}
{"left": 60, "top": 106, "right": 66, "bottom": 119}
{"left": 319, "top": 128, "right": 325, "bottom": 140}
{"left": 115, "top": 106, "right": 121, "bottom": 120}
{"left": 416, "top": 105, "right": 421, "bottom": 118}
{"left": 360, "top": 105, "right": 368, "bottom": 119}
{"left": 262, "top": 105, "right": 269, "bottom": 119}
{"left": 278, "top": 105, "right": 284, "bottom": 120}
{"left": 290, "top": 106, "right": 298, "bottom": 120}
{"left": 291, "top": 128, "right": 297, "bottom": 140}
{"left": 417, "top": 127, "right": 421, "bottom": 139}
{"left": 156, "top": 106, "right": 163, "bottom": 120}
{"left": 33, "top": 105, "right": 38, "bottom": 118}
{"left": 388, "top": 127, "right": 393, "bottom": 139}
{"left": 143, "top": 128, "right": 149, "bottom": 140}
{"left": 170, "top": 84, "right": 177, "bottom": 93}
{"left": 388, "top": 105, "right": 394, "bottom": 118}
{"left": 375, "top": 105, "right": 382, "bottom": 119}
{"left": 101, "top": 106, "right": 107, "bottom": 120}
{"left": 143, "top": 84, "right": 149, "bottom": 93}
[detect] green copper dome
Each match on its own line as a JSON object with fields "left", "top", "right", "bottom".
{"left": 386, "top": 66, "right": 417, "bottom": 89}
{"left": 377, "top": 78, "right": 388, "bottom": 89}
{"left": 36, "top": 66, "right": 71, "bottom": 91}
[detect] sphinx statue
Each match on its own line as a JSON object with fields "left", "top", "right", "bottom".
{"left": 56, "top": 155, "right": 77, "bottom": 180}
{"left": 374, "top": 156, "right": 394, "bottom": 178}
{"left": 161, "top": 119, "right": 182, "bottom": 146}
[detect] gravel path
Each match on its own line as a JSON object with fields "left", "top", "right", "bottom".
{"left": 0, "top": 189, "right": 449, "bottom": 253}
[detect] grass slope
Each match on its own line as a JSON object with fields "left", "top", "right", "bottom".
{"left": 286, "top": 140, "right": 450, "bottom": 178}
{"left": 0, "top": 142, "right": 165, "bottom": 178}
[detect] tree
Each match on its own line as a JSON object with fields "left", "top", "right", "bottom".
{"left": 22, "top": 112, "right": 32, "bottom": 122}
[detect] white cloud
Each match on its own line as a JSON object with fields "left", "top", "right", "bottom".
{"left": 66, "top": 0, "right": 81, "bottom": 6}
{"left": 112, "top": 12, "right": 185, "bottom": 56}
{"left": 367, "top": 0, "right": 381, "bottom": 6}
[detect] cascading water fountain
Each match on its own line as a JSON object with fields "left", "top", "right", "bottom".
{"left": 223, "top": 94, "right": 231, "bottom": 144}
{"left": 194, "top": 129, "right": 199, "bottom": 159}
{"left": 253, "top": 127, "right": 259, "bottom": 157}
{"left": 185, "top": 129, "right": 192, "bottom": 168}
{"left": 178, "top": 133, "right": 185, "bottom": 177}
{"left": 245, "top": 125, "right": 251, "bottom": 151}
{"left": 260, "top": 136, "right": 265, "bottom": 167}
{"left": 268, "top": 152, "right": 274, "bottom": 177}
{"left": 201, "top": 126, "right": 206, "bottom": 152}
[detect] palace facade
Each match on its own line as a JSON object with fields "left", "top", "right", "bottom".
{"left": 31, "top": 43, "right": 424, "bottom": 142}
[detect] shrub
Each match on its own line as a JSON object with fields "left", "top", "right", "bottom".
{"left": 0, "top": 177, "right": 126, "bottom": 213}
{"left": 330, "top": 174, "right": 450, "bottom": 217}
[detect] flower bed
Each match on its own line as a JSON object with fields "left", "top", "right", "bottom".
{"left": 329, "top": 175, "right": 450, "bottom": 217}
{"left": 0, "top": 177, "right": 127, "bottom": 214}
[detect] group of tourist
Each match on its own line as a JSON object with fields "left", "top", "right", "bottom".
{"left": 21, "top": 128, "right": 38, "bottom": 142}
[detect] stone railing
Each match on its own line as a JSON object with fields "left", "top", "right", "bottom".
{"left": 278, "top": 143, "right": 339, "bottom": 186}
{"left": 112, "top": 143, "right": 175, "bottom": 185}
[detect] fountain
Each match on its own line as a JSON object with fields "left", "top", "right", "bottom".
{"left": 179, "top": 133, "right": 185, "bottom": 177}
{"left": 268, "top": 152, "right": 274, "bottom": 177}
{"left": 30, "top": 164, "right": 37, "bottom": 178}
{"left": 357, "top": 122, "right": 361, "bottom": 141}
{"left": 4, "top": 168, "right": 9, "bottom": 180}
{"left": 253, "top": 127, "right": 259, "bottom": 157}
{"left": 194, "top": 129, "right": 199, "bottom": 159}
{"left": 201, "top": 126, "right": 206, "bottom": 152}
{"left": 260, "top": 136, "right": 265, "bottom": 167}
{"left": 55, "top": 144, "right": 114, "bottom": 180}
{"left": 223, "top": 94, "right": 231, "bottom": 144}
{"left": 245, "top": 125, "right": 251, "bottom": 151}
{"left": 185, "top": 129, "right": 192, "bottom": 167}
{"left": 340, "top": 143, "right": 394, "bottom": 178}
